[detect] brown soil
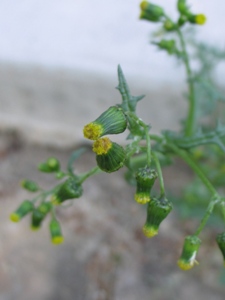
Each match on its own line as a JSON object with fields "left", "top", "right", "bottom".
{"left": 0, "top": 133, "right": 224, "bottom": 300}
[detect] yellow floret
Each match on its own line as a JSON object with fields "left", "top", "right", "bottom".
{"left": 140, "top": 1, "right": 148, "bottom": 10}
{"left": 92, "top": 137, "right": 112, "bottom": 155}
{"left": 195, "top": 14, "right": 206, "bottom": 25}
{"left": 10, "top": 213, "right": 20, "bottom": 222}
{"left": 83, "top": 123, "right": 103, "bottom": 140}
{"left": 134, "top": 193, "right": 150, "bottom": 204}
{"left": 177, "top": 257, "right": 199, "bottom": 271}
{"left": 142, "top": 225, "right": 158, "bottom": 238}
{"left": 52, "top": 236, "right": 64, "bottom": 245}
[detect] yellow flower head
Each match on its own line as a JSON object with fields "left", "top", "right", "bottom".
{"left": 52, "top": 236, "right": 64, "bottom": 245}
{"left": 10, "top": 213, "right": 20, "bottom": 222}
{"left": 195, "top": 14, "right": 207, "bottom": 25}
{"left": 140, "top": 1, "right": 148, "bottom": 10}
{"left": 134, "top": 193, "right": 151, "bottom": 204}
{"left": 93, "top": 137, "right": 112, "bottom": 155}
{"left": 142, "top": 224, "right": 158, "bottom": 238}
{"left": 83, "top": 123, "right": 103, "bottom": 140}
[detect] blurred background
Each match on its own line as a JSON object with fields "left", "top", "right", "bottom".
{"left": 0, "top": 0, "right": 224, "bottom": 146}
{"left": 0, "top": 1, "right": 225, "bottom": 299}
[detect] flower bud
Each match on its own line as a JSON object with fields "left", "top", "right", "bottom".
{"left": 178, "top": 15, "right": 187, "bottom": 27}
{"left": 163, "top": 19, "right": 176, "bottom": 31}
{"left": 49, "top": 219, "right": 64, "bottom": 245}
{"left": 216, "top": 232, "right": 225, "bottom": 266}
{"left": 188, "top": 14, "right": 207, "bottom": 25}
{"left": 21, "top": 179, "right": 39, "bottom": 192}
{"left": 143, "top": 196, "right": 172, "bottom": 237}
{"left": 177, "top": 235, "right": 201, "bottom": 270}
{"left": 51, "top": 177, "right": 83, "bottom": 205}
{"left": 139, "top": 1, "right": 164, "bottom": 23}
{"left": 154, "top": 39, "right": 178, "bottom": 55}
{"left": 83, "top": 106, "right": 127, "bottom": 140}
{"left": 135, "top": 167, "right": 158, "bottom": 204}
{"left": 31, "top": 202, "right": 52, "bottom": 230}
{"left": 38, "top": 157, "right": 60, "bottom": 173}
{"left": 10, "top": 200, "right": 33, "bottom": 222}
{"left": 177, "top": 0, "right": 190, "bottom": 15}
{"left": 93, "top": 137, "right": 126, "bottom": 173}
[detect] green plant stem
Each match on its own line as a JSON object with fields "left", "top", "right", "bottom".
{"left": 32, "top": 185, "right": 62, "bottom": 204}
{"left": 79, "top": 166, "right": 101, "bottom": 183}
{"left": 220, "top": 200, "right": 225, "bottom": 224}
{"left": 167, "top": 141, "right": 221, "bottom": 235}
{"left": 166, "top": 142, "right": 219, "bottom": 197}
{"left": 145, "top": 126, "right": 151, "bottom": 167}
{"left": 152, "top": 152, "right": 165, "bottom": 196}
{"left": 194, "top": 197, "right": 219, "bottom": 236}
{"left": 177, "top": 28, "right": 196, "bottom": 137}
{"left": 137, "top": 118, "right": 151, "bottom": 167}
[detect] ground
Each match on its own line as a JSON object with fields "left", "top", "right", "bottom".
{"left": 0, "top": 131, "right": 224, "bottom": 300}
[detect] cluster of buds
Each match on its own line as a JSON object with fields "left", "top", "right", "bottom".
{"left": 83, "top": 106, "right": 127, "bottom": 173}
{"left": 177, "top": 0, "right": 206, "bottom": 26}
{"left": 143, "top": 196, "right": 173, "bottom": 237}
{"left": 135, "top": 166, "right": 158, "bottom": 204}
{"left": 10, "top": 200, "right": 63, "bottom": 245}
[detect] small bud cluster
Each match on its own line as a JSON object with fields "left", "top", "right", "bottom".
{"left": 10, "top": 155, "right": 84, "bottom": 245}
{"left": 10, "top": 200, "right": 63, "bottom": 245}
{"left": 139, "top": 1, "right": 206, "bottom": 59}
{"left": 177, "top": 0, "right": 206, "bottom": 26}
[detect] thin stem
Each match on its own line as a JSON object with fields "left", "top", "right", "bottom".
{"left": 166, "top": 142, "right": 219, "bottom": 197}
{"left": 125, "top": 111, "right": 152, "bottom": 167}
{"left": 152, "top": 152, "right": 165, "bottom": 197}
{"left": 79, "top": 166, "right": 101, "bottom": 184}
{"left": 177, "top": 28, "right": 196, "bottom": 137}
{"left": 220, "top": 200, "right": 225, "bottom": 224}
{"left": 194, "top": 197, "right": 219, "bottom": 236}
{"left": 51, "top": 205, "right": 57, "bottom": 220}
{"left": 31, "top": 184, "right": 62, "bottom": 204}
{"left": 145, "top": 126, "right": 151, "bottom": 167}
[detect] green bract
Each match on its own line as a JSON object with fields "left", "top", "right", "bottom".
{"left": 49, "top": 219, "right": 64, "bottom": 245}
{"left": 31, "top": 202, "right": 52, "bottom": 230}
{"left": 10, "top": 200, "right": 33, "bottom": 222}
{"left": 216, "top": 232, "right": 225, "bottom": 266}
{"left": 135, "top": 167, "right": 158, "bottom": 204}
{"left": 177, "top": 235, "right": 201, "bottom": 270}
{"left": 143, "top": 196, "right": 172, "bottom": 237}
{"left": 51, "top": 177, "right": 83, "bottom": 204}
